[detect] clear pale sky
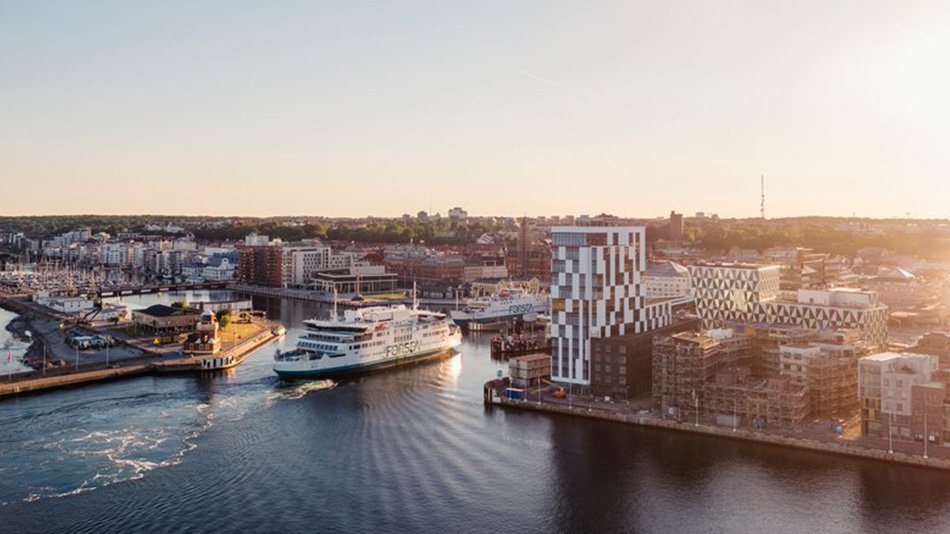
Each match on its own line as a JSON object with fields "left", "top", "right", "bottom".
{"left": 2, "top": 1, "right": 948, "bottom": 219}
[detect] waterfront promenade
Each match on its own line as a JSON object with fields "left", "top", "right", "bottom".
{"left": 490, "top": 391, "right": 950, "bottom": 471}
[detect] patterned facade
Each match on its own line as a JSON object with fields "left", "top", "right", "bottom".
{"left": 550, "top": 226, "right": 671, "bottom": 386}
{"left": 690, "top": 263, "right": 889, "bottom": 350}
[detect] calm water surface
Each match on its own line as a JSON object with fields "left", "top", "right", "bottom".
{"left": 1, "top": 293, "right": 948, "bottom": 533}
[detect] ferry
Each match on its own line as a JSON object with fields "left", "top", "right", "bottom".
{"left": 450, "top": 287, "right": 548, "bottom": 329}
{"left": 273, "top": 304, "right": 462, "bottom": 380}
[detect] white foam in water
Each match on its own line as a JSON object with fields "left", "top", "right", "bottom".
{"left": 0, "top": 399, "right": 220, "bottom": 506}
{"left": 267, "top": 380, "right": 336, "bottom": 402}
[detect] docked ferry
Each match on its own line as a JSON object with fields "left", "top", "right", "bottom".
{"left": 449, "top": 288, "right": 548, "bottom": 328}
{"left": 273, "top": 305, "right": 462, "bottom": 380}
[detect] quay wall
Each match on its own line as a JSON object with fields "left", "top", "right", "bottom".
{"left": 493, "top": 397, "right": 950, "bottom": 472}
{"left": 0, "top": 328, "right": 276, "bottom": 399}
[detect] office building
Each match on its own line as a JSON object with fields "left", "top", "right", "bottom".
{"left": 690, "top": 263, "right": 889, "bottom": 350}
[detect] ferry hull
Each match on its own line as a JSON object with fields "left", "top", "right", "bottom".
{"left": 274, "top": 346, "right": 459, "bottom": 380}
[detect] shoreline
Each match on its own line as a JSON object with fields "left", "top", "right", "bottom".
{"left": 492, "top": 397, "right": 950, "bottom": 472}
{"left": 0, "top": 295, "right": 278, "bottom": 399}
{"left": 1, "top": 299, "right": 46, "bottom": 370}
{"left": 0, "top": 326, "right": 278, "bottom": 399}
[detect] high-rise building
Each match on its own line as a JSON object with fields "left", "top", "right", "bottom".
{"left": 550, "top": 226, "right": 671, "bottom": 386}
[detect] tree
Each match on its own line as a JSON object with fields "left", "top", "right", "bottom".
{"left": 216, "top": 310, "right": 232, "bottom": 329}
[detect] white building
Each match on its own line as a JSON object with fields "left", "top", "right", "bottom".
{"left": 448, "top": 207, "right": 468, "bottom": 220}
{"left": 245, "top": 233, "right": 270, "bottom": 246}
{"left": 462, "top": 264, "right": 509, "bottom": 282}
{"left": 858, "top": 352, "right": 940, "bottom": 439}
{"left": 550, "top": 226, "right": 671, "bottom": 386}
{"left": 643, "top": 260, "right": 692, "bottom": 299}
{"left": 690, "top": 263, "right": 889, "bottom": 349}
{"left": 281, "top": 246, "right": 330, "bottom": 287}
{"left": 48, "top": 296, "right": 96, "bottom": 314}
{"left": 277, "top": 246, "right": 368, "bottom": 288}
{"left": 100, "top": 242, "right": 131, "bottom": 266}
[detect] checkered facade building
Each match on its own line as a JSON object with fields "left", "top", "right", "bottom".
{"left": 550, "top": 226, "right": 671, "bottom": 386}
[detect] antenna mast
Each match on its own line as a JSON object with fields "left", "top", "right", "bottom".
{"left": 760, "top": 175, "right": 765, "bottom": 219}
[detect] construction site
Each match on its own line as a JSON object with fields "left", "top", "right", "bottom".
{"left": 652, "top": 325, "right": 867, "bottom": 430}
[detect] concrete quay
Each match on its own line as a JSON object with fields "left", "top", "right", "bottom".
{"left": 490, "top": 396, "right": 950, "bottom": 472}
{"left": 0, "top": 324, "right": 277, "bottom": 400}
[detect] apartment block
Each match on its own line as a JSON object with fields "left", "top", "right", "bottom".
{"left": 858, "top": 352, "right": 943, "bottom": 444}
{"left": 550, "top": 226, "right": 671, "bottom": 386}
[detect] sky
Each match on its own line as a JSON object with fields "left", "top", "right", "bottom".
{"left": 2, "top": 1, "right": 949, "bottom": 219}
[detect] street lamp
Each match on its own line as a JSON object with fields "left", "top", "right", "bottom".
{"left": 733, "top": 398, "right": 738, "bottom": 432}
{"left": 888, "top": 411, "right": 894, "bottom": 454}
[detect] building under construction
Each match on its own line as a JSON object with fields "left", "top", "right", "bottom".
{"left": 654, "top": 322, "right": 868, "bottom": 428}
{"left": 652, "top": 329, "right": 753, "bottom": 421}
{"left": 705, "top": 368, "right": 809, "bottom": 429}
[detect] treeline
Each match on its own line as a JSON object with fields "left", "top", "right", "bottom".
{"left": 0, "top": 215, "right": 512, "bottom": 246}
{"left": 679, "top": 220, "right": 949, "bottom": 258}
{"left": 326, "top": 219, "right": 504, "bottom": 245}
{"left": 0, "top": 215, "right": 158, "bottom": 238}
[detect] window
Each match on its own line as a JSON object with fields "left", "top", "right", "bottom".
{"left": 553, "top": 233, "right": 589, "bottom": 247}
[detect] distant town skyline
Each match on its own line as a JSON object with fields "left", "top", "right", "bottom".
{"left": 2, "top": 1, "right": 948, "bottom": 219}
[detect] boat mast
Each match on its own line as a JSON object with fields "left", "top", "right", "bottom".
{"left": 412, "top": 281, "right": 418, "bottom": 310}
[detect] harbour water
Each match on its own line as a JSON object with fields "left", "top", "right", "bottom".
{"left": 1, "top": 293, "right": 949, "bottom": 533}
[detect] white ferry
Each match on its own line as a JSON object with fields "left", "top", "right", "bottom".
{"left": 449, "top": 288, "right": 548, "bottom": 328}
{"left": 273, "top": 304, "right": 462, "bottom": 380}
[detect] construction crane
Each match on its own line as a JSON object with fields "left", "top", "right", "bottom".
{"left": 760, "top": 175, "right": 766, "bottom": 219}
